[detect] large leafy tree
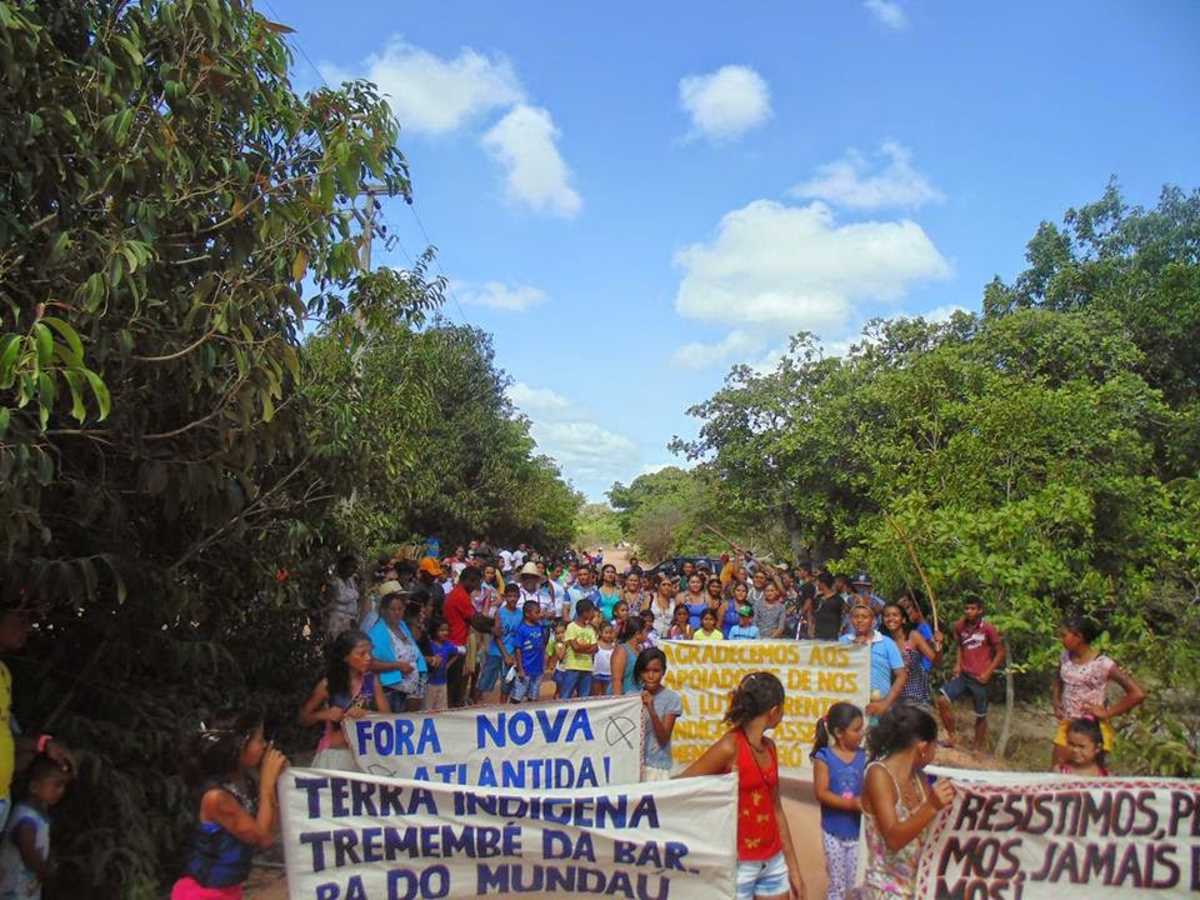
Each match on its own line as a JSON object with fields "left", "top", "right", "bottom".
{"left": 0, "top": 1, "right": 449, "bottom": 896}
{"left": 682, "top": 184, "right": 1200, "bottom": 774}
{"left": 306, "top": 317, "right": 581, "bottom": 555}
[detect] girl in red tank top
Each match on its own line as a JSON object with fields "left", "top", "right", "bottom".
{"left": 679, "top": 672, "right": 804, "bottom": 900}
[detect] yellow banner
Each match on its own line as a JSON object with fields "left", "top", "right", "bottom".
{"left": 661, "top": 640, "right": 871, "bottom": 773}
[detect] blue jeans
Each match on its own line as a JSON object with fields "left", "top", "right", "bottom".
{"left": 558, "top": 669, "right": 592, "bottom": 699}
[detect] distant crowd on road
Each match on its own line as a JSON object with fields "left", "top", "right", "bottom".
{"left": 92, "top": 535, "right": 1145, "bottom": 899}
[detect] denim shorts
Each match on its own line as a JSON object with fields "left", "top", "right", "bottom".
{"left": 736, "top": 850, "right": 788, "bottom": 899}
{"left": 941, "top": 674, "right": 989, "bottom": 717}
{"left": 510, "top": 673, "right": 543, "bottom": 702}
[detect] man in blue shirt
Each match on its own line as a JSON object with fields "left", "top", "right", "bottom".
{"left": 561, "top": 565, "right": 600, "bottom": 622}
{"left": 839, "top": 603, "right": 906, "bottom": 720}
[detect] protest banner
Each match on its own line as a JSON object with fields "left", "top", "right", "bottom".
{"left": 279, "top": 766, "right": 738, "bottom": 900}
{"left": 661, "top": 639, "right": 870, "bottom": 774}
{"left": 341, "top": 695, "right": 643, "bottom": 788}
{"left": 915, "top": 769, "right": 1200, "bottom": 898}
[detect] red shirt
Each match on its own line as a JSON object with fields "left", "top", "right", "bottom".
{"left": 734, "top": 730, "right": 782, "bottom": 861}
{"left": 956, "top": 618, "right": 1001, "bottom": 678}
{"left": 444, "top": 585, "right": 475, "bottom": 647}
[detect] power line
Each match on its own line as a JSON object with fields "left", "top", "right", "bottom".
{"left": 259, "top": 0, "right": 470, "bottom": 328}
{"left": 407, "top": 203, "right": 471, "bottom": 326}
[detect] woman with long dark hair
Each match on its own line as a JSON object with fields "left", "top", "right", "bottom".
{"left": 679, "top": 672, "right": 804, "bottom": 899}
{"left": 299, "top": 629, "right": 386, "bottom": 770}
{"left": 880, "top": 603, "right": 940, "bottom": 711}
{"left": 859, "top": 706, "right": 955, "bottom": 898}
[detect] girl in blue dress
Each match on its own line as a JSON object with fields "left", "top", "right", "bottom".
{"left": 811, "top": 701, "right": 866, "bottom": 899}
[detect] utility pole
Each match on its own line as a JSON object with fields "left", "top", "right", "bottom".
{"left": 352, "top": 182, "right": 388, "bottom": 273}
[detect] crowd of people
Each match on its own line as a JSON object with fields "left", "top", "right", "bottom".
{"left": 0, "top": 538, "right": 1122, "bottom": 899}
{"left": 0, "top": 539, "right": 1153, "bottom": 900}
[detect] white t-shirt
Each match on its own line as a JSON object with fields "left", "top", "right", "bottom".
{"left": 594, "top": 644, "right": 614, "bottom": 677}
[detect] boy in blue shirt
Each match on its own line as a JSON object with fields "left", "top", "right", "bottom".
{"left": 511, "top": 601, "right": 546, "bottom": 703}
{"left": 479, "top": 585, "right": 525, "bottom": 700}
{"left": 424, "top": 620, "right": 458, "bottom": 711}
{"left": 727, "top": 605, "right": 760, "bottom": 640}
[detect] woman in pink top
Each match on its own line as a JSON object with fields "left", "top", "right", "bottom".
{"left": 1050, "top": 615, "right": 1144, "bottom": 769}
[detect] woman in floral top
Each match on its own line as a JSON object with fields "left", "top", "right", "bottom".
{"left": 1050, "top": 614, "right": 1145, "bottom": 769}
{"left": 860, "top": 706, "right": 955, "bottom": 898}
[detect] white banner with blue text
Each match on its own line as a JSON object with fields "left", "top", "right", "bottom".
{"left": 278, "top": 767, "right": 739, "bottom": 900}
{"left": 341, "top": 695, "right": 644, "bottom": 787}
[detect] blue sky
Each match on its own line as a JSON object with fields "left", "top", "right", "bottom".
{"left": 272, "top": 0, "right": 1200, "bottom": 500}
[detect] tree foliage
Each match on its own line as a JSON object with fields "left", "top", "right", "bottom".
{"left": 305, "top": 313, "right": 581, "bottom": 556}
{"left": 608, "top": 466, "right": 760, "bottom": 561}
{"left": 680, "top": 184, "right": 1200, "bottom": 775}
{"left": 0, "top": 1, "right": 579, "bottom": 895}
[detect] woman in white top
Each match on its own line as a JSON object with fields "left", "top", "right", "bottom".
{"left": 649, "top": 578, "right": 675, "bottom": 639}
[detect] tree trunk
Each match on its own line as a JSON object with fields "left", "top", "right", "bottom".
{"left": 780, "top": 502, "right": 806, "bottom": 561}
{"left": 995, "top": 638, "right": 1015, "bottom": 758}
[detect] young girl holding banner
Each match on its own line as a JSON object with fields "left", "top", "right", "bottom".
{"left": 860, "top": 705, "right": 956, "bottom": 898}
{"left": 299, "top": 630, "right": 387, "bottom": 770}
{"left": 678, "top": 672, "right": 805, "bottom": 900}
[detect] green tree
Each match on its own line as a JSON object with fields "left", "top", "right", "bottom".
{"left": 0, "top": 1, "right": 437, "bottom": 895}
{"left": 682, "top": 183, "right": 1200, "bottom": 774}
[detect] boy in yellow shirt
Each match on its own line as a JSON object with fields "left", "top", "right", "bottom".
{"left": 560, "top": 599, "right": 597, "bottom": 698}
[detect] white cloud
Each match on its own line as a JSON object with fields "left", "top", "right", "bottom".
{"left": 529, "top": 421, "right": 638, "bottom": 483}
{"left": 864, "top": 0, "right": 908, "bottom": 30}
{"left": 455, "top": 280, "right": 547, "bottom": 312}
{"left": 791, "top": 142, "right": 942, "bottom": 210}
{"left": 507, "top": 382, "right": 569, "bottom": 413}
{"left": 924, "top": 304, "right": 969, "bottom": 323}
{"left": 482, "top": 105, "right": 582, "bottom": 218}
{"left": 674, "top": 199, "right": 951, "bottom": 333}
{"left": 749, "top": 346, "right": 787, "bottom": 375}
{"left": 508, "top": 383, "right": 640, "bottom": 493}
{"left": 671, "top": 329, "right": 764, "bottom": 369}
{"left": 679, "top": 65, "right": 772, "bottom": 141}
{"left": 321, "top": 38, "right": 524, "bottom": 134}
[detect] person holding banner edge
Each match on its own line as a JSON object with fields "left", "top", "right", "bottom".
{"left": 299, "top": 630, "right": 387, "bottom": 770}
{"left": 636, "top": 647, "right": 682, "bottom": 782}
{"left": 860, "top": 705, "right": 956, "bottom": 898}
{"left": 839, "top": 604, "right": 907, "bottom": 721}
{"left": 678, "top": 672, "right": 805, "bottom": 900}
